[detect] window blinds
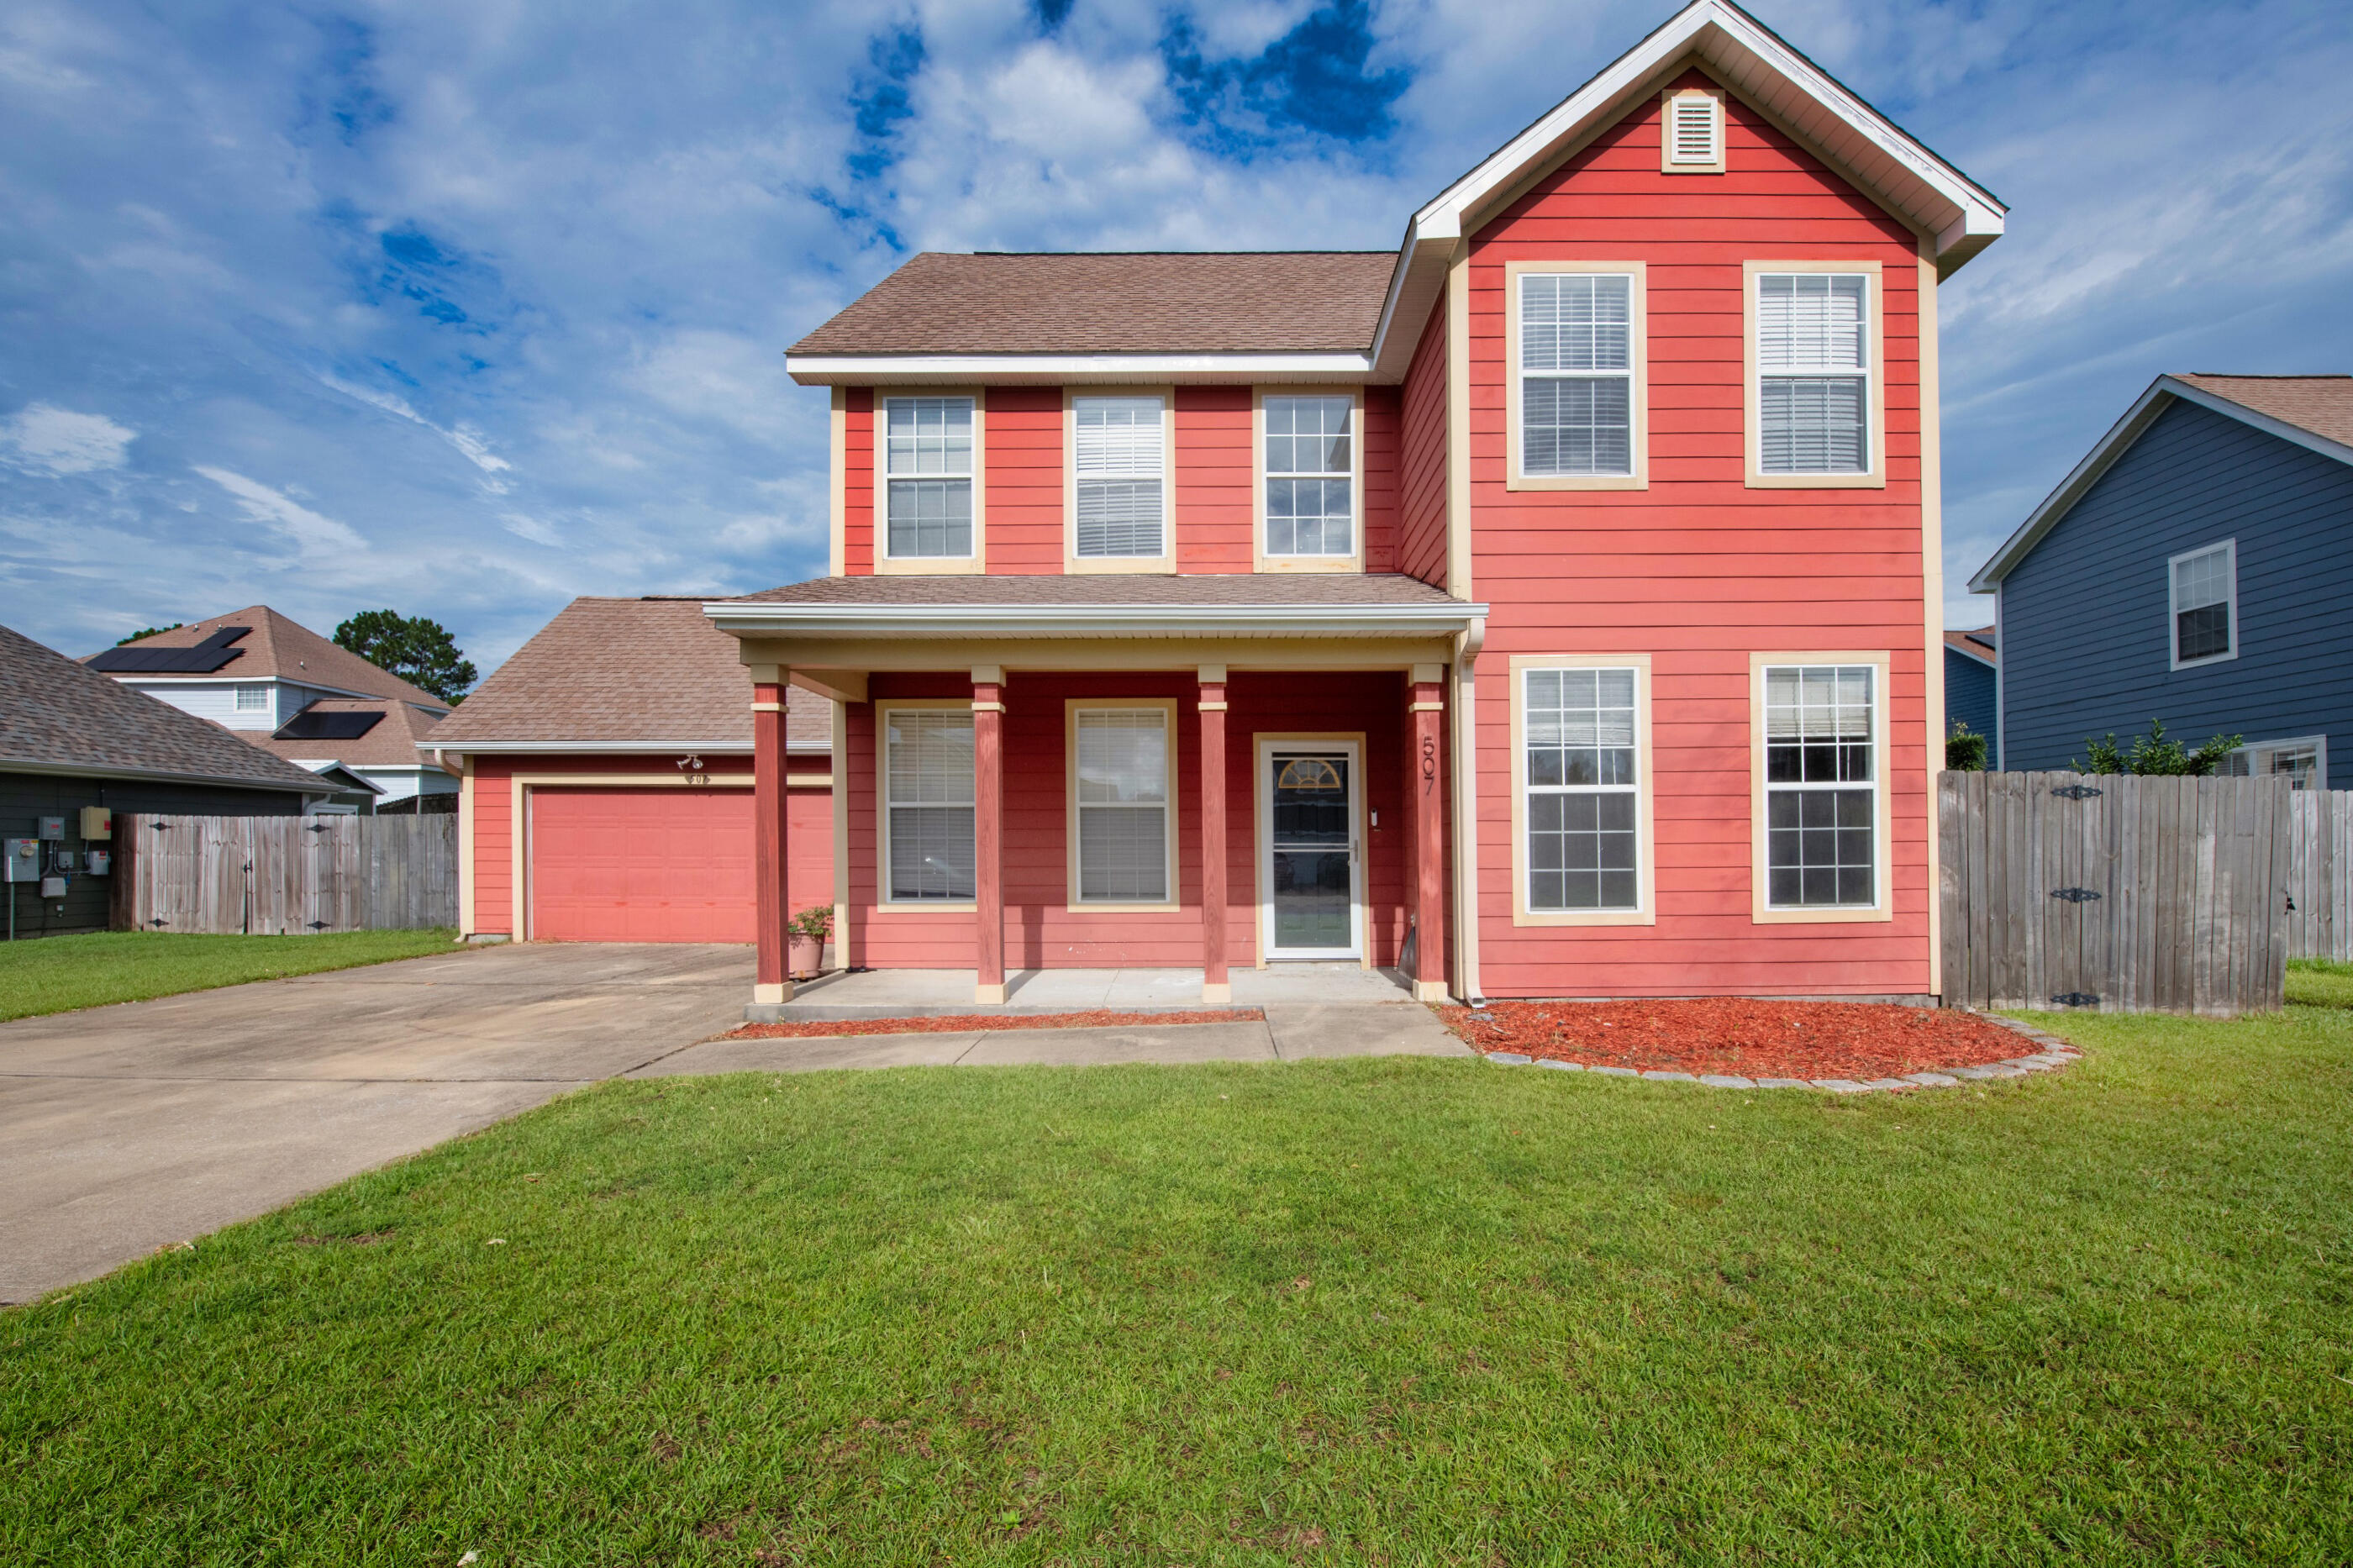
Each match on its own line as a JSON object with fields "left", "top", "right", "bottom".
{"left": 2173, "top": 545, "right": 2233, "bottom": 662}
{"left": 1757, "top": 274, "right": 1868, "bottom": 474}
{"left": 1520, "top": 274, "right": 1634, "bottom": 476}
{"left": 1075, "top": 396, "right": 1164, "bottom": 557}
{"left": 885, "top": 708, "right": 976, "bottom": 901}
{"left": 1075, "top": 708, "right": 1169, "bottom": 902}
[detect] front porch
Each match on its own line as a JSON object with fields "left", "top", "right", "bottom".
{"left": 750, "top": 960, "right": 1415, "bottom": 1022}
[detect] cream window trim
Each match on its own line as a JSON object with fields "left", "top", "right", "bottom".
{"left": 1065, "top": 386, "right": 1177, "bottom": 574}
{"left": 1748, "top": 651, "right": 1893, "bottom": 924}
{"left": 1508, "top": 654, "right": 1655, "bottom": 928}
{"left": 2167, "top": 538, "right": 2238, "bottom": 671}
{"left": 1064, "top": 698, "right": 1180, "bottom": 912}
{"left": 1743, "top": 260, "right": 1886, "bottom": 489}
{"left": 874, "top": 387, "right": 986, "bottom": 575}
{"left": 1252, "top": 387, "right": 1364, "bottom": 574}
{"left": 1660, "top": 86, "right": 1725, "bottom": 174}
{"left": 1504, "top": 260, "right": 1649, "bottom": 492}
{"left": 875, "top": 699, "right": 977, "bottom": 913}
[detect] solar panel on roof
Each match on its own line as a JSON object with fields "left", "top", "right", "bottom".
{"left": 273, "top": 709, "right": 383, "bottom": 741}
{"left": 87, "top": 625, "right": 252, "bottom": 673}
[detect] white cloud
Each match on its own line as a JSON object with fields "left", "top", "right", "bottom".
{"left": 316, "top": 374, "right": 512, "bottom": 476}
{"left": 192, "top": 466, "right": 369, "bottom": 558}
{"left": 0, "top": 403, "right": 134, "bottom": 475}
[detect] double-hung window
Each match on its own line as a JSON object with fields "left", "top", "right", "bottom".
{"left": 1263, "top": 395, "right": 1355, "bottom": 558}
{"left": 1072, "top": 395, "right": 1166, "bottom": 560}
{"left": 1755, "top": 271, "right": 1871, "bottom": 476}
{"left": 1762, "top": 665, "right": 1878, "bottom": 909}
{"left": 1522, "top": 666, "right": 1641, "bottom": 912}
{"left": 1519, "top": 273, "right": 1634, "bottom": 478}
{"left": 2169, "top": 540, "right": 2235, "bottom": 667}
{"left": 882, "top": 396, "right": 975, "bottom": 560}
{"left": 1070, "top": 705, "right": 1173, "bottom": 904}
{"left": 882, "top": 708, "right": 975, "bottom": 902}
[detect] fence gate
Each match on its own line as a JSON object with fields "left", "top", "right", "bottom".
{"left": 123, "top": 813, "right": 457, "bottom": 934}
{"left": 1939, "top": 771, "right": 2292, "bottom": 1016}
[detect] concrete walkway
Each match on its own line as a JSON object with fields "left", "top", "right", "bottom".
{"left": 0, "top": 946, "right": 1467, "bottom": 1302}
{"left": 770, "top": 962, "right": 1416, "bottom": 1018}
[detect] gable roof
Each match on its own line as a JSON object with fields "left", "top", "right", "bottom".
{"left": 791, "top": 251, "right": 1395, "bottom": 357}
{"left": 426, "top": 597, "right": 832, "bottom": 755}
{"left": 1944, "top": 628, "right": 1997, "bottom": 668}
{"left": 0, "top": 622, "right": 334, "bottom": 795}
{"left": 790, "top": 0, "right": 2003, "bottom": 389}
{"left": 248, "top": 697, "right": 445, "bottom": 770}
{"left": 84, "top": 606, "right": 452, "bottom": 712}
{"left": 1969, "top": 374, "right": 2353, "bottom": 590}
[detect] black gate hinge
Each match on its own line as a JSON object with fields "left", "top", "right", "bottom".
{"left": 2050, "top": 887, "right": 2103, "bottom": 902}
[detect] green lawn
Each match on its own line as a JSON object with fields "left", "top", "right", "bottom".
{"left": 0, "top": 928, "right": 462, "bottom": 1021}
{"left": 5, "top": 988, "right": 2350, "bottom": 1563}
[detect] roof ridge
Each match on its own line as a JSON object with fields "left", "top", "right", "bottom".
{"left": 2180, "top": 371, "right": 2351, "bottom": 380}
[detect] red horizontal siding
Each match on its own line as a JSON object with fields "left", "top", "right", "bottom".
{"left": 844, "top": 389, "right": 873, "bottom": 575}
{"left": 1466, "top": 68, "right": 1933, "bottom": 998}
{"left": 1175, "top": 387, "right": 1252, "bottom": 572}
{"left": 1361, "top": 387, "right": 1400, "bottom": 572}
{"left": 1397, "top": 301, "right": 1449, "bottom": 587}
{"left": 984, "top": 387, "right": 1061, "bottom": 572}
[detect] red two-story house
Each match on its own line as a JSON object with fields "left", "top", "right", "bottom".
{"left": 682, "top": 0, "right": 2002, "bottom": 1015}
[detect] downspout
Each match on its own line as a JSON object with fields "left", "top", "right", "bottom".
{"left": 1451, "top": 616, "right": 1487, "bottom": 1005}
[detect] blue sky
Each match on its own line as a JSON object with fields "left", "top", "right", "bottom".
{"left": 3, "top": 0, "right": 2349, "bottom": 673}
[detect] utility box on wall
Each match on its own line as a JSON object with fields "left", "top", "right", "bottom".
{"left": 80, "top": 807, "right": 113, "bottom": 840}
{"left": 3, "top": 839, "right": 36, "bottom": 881}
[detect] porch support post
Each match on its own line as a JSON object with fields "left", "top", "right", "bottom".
{"left": 1408, "top": 665, "right": 1449, "bottom": 1002}
{"left": 752, "top": 676, "right": 792, "bottom": 1008}
{"left": 1198, "top": 665, "right": 1229, "bottom": 1004}
{"left": 973, "top": 667, "right": 1006, "bottom": 1005}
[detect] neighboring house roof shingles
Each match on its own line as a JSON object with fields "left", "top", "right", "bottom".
{"left": 427, "top": 597, "right": 831, "bottom": 753}
{"left": 248, "top": 698, "right": 445, "bottom": 769}
{"left": 84, "top": 605, "right": 452, "bottom": 712}
{"left": 2173, "top": 374, "right": 2353, "bottom": 449}
{"left": 790, "top": 251, "right": 1398, "bottom": 356}
{"left": 0, "top": 623, "right": 333, "bottom": 793}
{"left": 734, "top": 573, "right": 1461, "bottom": 608}
{"left": 1944, "top": 628, "right": 1997, "bottom": 666}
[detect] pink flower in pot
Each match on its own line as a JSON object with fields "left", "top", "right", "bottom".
{"left": 787, "top": 904, "right": 832, "bottom": 980}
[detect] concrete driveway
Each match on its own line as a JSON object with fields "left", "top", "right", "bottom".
{"left": 0, "top": 943, "right": 750, "bottom": 1304}
{"left": 0, "top": 944, "right": 1469, "bottom": 1305}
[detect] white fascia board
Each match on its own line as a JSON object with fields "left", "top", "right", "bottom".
{"left": 1967, "top": 376, "right": 2353, "bottom": 592}
{"left": 703, "top": 601, "right": 1489, "bottom": 640}
{"left": 415, "top": 739, "right": 757, "bottom": 755}
{"left": 1375, "top": 0, "right": 2004, "bottom": 371}
{"left": 787, "top": 351, "right": 1370, "bottom": 387}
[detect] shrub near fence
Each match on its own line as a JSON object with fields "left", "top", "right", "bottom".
{"left": 1938, "top": 771, "right": 2292, "bottom": 1017}
{"left": 117, "top": 813, "right": 457, "bottom": 934}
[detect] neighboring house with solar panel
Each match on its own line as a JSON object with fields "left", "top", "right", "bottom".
{"left": 427, "top": 0, "right": 2008, "bottom": 1011}
{"left": 1970, "top": 375, "right": 2353, "bottom": 789}
{"left": 83, "top": 606, "right": 457, "bottom": 811}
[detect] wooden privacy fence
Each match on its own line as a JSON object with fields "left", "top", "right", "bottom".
{"left": 2284, "top": 788, "right": 2353, "bottom": 962}
{"left": 116, "top": 813, "right": 458, "bottom": 934}
{"left": 1939, "top": 771, "right": 2293, "bottom": 1016}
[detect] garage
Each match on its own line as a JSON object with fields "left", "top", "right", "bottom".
{"left": 529, "top": 787, "right": 756, "bottom": 943}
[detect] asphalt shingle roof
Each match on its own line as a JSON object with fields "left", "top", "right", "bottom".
{"left": 735, "top": 573, "right": 1460, "bottom": 608}
{"left": 2176, "top": 375, "right": 2353, "bottom": 450}
{"left": 791, "top": 251, "right": 1399, "bottom": 356}
{"left": 1, "top": 623, "right": 335, "bottom": 792}
{"left": 84, "top": 605, "right": 452, "bottom": 711}
{"left": 427, "top": 597, "right": 831, "bottom": 752}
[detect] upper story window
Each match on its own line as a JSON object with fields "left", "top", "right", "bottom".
{"left": 882, "top": 395, "right": 975, "bottom": 560}
{"left": 1661, "top": 87, "right": 1724, "bottom": 172}
{"left": 1754, "top": 271, "right": 1872, "bottom": 478}
{"left": 234, "top": 684, "right": 270, "bottom": 713}
{"left": 1263, "top": 394, "right": 1355, "bottom": 559}
{"left": 2169, "top": 539, "right": 2236, "bottom": 668}
{"left": 1519, "top": 272, "right": 1634, "bottom": 478}
{"left": 1072, "top": 395, "right": 1166, "bottom": 560}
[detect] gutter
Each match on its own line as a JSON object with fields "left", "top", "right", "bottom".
{"left": 0, "top": 756, "right": 331, "bottom": 797}
{"left": 701, "top": 600, "right": 1489, "bottom": 640}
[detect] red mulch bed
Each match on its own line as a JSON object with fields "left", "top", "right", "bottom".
{"left": 725, "top": 1008, "right": 1263, "bottom": 1039}
{"left": 1436, "top": 997, "right": 2029, "bottom": 1080}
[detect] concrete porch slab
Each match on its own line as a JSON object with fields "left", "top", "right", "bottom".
{"left": 751, "top": 963, "right": 1417, "bottom": 1021}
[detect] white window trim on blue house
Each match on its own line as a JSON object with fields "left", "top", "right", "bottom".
{"left": 2166, "top": 538, "right": 2237, "bottom": 671}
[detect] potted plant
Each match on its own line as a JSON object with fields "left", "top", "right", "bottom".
{"left": 787, "top": 904, "right": 832, "bottom": 980}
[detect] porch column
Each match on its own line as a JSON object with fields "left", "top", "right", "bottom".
{"left": 752, "top": 675, "right": 792, "bottom": 1008}
{"left": 1198, "top": 665, "right": 1229, "bottom": 1003}
{"left": 1408, "top": 664, "right": 1449, "bottom": 1002}
{"left": 973, "top": 666, "right": 1006, "bottom": 1005}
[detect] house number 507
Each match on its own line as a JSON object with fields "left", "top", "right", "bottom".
{"left": 1420, "top": 734, "right": 1439, "bottom": 787}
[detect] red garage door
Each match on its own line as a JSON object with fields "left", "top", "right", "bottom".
{"left": 530, "top": 788, "right": 755, "bottom": 943}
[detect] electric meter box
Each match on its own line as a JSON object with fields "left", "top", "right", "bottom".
{"left": 80, "top": 807, "right": 113, "bottom": 840}
{"left": 3, "top": 839, "right": 36, "bottom": 881}
{"left": 86, "top": 849, "right": 112, "bottom": 876}
{"left": 37, "top": 816, "right": 65, "bottom": 841}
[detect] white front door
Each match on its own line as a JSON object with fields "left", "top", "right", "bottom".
{"left": 1260, "top": 740, "right": 1362, "bottom": 960}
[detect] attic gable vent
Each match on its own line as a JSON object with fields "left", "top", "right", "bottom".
{"left": 1662, "top": 88, "right": 1724, "bottom": 174}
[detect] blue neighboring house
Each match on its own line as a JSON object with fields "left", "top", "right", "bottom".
{"left": 1971, "top": 374, "right": 2353, "bottom": 788}
{"left": 1943, "top": 627, "right": 1998, "bottom": 767}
